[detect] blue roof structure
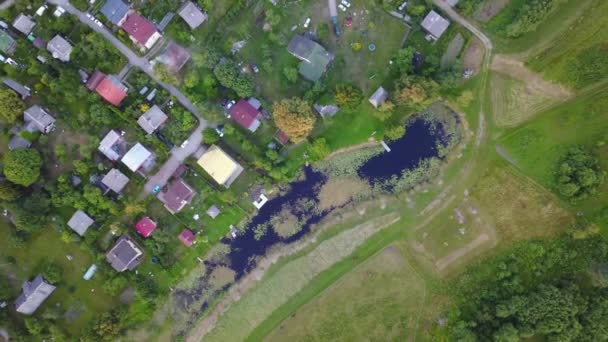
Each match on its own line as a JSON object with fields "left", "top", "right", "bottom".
{"left": 100, "top": 0, "right": 130, "bottom": 25}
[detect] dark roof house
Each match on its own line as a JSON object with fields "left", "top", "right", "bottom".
{"left": 101, "top": 168, "right": 130, "bottom": 194}
{"left": 137, "top": 105, "right": 168, "bottom": 134}
{"left": 121, "top": 11, "right": 162, "bottom": 49}
{"left": 156, "top": 42, "right": 191, "bottom": 73}
{"left": 14, "top": 275, "right": 55, "bottom": 315}
{"left": 12, "top": 14, "right": 36, "bottom": 35}
{"left": 67, "top": 210, "right": 94, "bottom": 236}
{"left": 47, "top": 35, "right": 72, "bottom": 62}
{"left": 100, "top": 0, "right": 130, "bottom": 25}
{"left": 24, "top": 106, "right": 55, "bottom": 134}
{"left": 134, "top": 217, "right": 157, "bottom": 238}
{"left": 287, "top": 35, "right": 333, "bottom": 81}
{"left": 421, "top": 10, "right": 450, "bottom": 41}
{"left": 229, "top": 99, "right": 261, "bottom": 132}
{"left": 158, "top": 179, "right": 195, "bottom": 214}
{"left": 178, "top": 1, "right": 208, "bottom": 29}
{"left": 3, "top": 79, "right": 30, "bottom": 99}
{"left": 0, "top": 30, "right": 16, "bottom": 54}
{"left": 369, "top": 86, "right": 389, "bottom": 108}
{"left": 105, "top": 235, "right": 144, "bottom": 272}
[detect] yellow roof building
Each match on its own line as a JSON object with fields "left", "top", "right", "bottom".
{"left": 197, "top": 145, "right": 244, "bottom": 187}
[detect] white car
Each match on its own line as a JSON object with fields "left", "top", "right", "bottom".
{"left": 94, "top": 19, "right": 103, "bottom": 27}
{"left": 181, "top": 140, "right": 189, "bottom": 148}
{"left": 85, "top": 13, "right": 92, "bottom": 19}
{"left": 303, "top": 17, "right": 311, "bottom": 28}
{"left": 338, "top": 4, "right": 346, "bottom": 11}
{"left": 341, "top": 0, "right": 351, "bottom": 7}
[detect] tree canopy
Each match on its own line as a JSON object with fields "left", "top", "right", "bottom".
{"left": 3, "top": 148, "right": 42, "bottom": 186}
{"left": 555, "top": 147, "right": 605, "bottom": 201}
{"left": 0, "top": 88, "right": 27, "bottom": 124}
{"left": 272, "top": 98, "right": 317, "bottom": 143}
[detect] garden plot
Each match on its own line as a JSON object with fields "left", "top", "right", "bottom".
{"left": 440, "top": 33, "right": 465, "bottom": 68}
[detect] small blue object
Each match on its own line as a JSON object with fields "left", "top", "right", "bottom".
{"left": 83, "top": 264, "right": 97, "bottom": 280}
{"left": 152, "top": 185, "right": 161, "bottom": 194}
{"left": 368, "top": 44, "right": 376, "bottom": 51}
{"left": 151, "top": 257, "right": 160, "bottom": 264}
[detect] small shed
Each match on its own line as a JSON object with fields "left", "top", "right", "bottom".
{"left": 179, "top": 228, "right": 195, "bottom": 247}
{"left": 368, "top": 87, "right": 389, "bottom": 108}
{"left": 421, "top": 10, "right": 450, "bottom": 41}
{"left": 178, "top": 1, "right": 208, "bottom": 29}
{"left": 101, "top": 168, "right": 130, "bottom": 194}
{"left": 67, "top": 210, "right": 94, "bottom": 236}
{"left": 206, "top": 205, "right": 220, "bottom": 219}
{"left": 12, "top": 14, "right": 36, "bottom": 35}
{"left": 134, "top": 217, "right": 157, "bottom": 238}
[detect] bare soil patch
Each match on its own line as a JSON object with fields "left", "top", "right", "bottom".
{"left": 441, "top": 33, "right": 465, "bottom": 68}
{"left": 462, "top": 37, "right": 485, "bottom": 75}
{"left": 435, "top": 233, "right": 492, "bottom": 271}
{"left": 474, "top": 0, "right": 511, "bottom": 22}
{"left": 317, "top": 177, "right": 371, "bottom": 211}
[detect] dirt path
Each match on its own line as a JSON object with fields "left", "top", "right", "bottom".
{"left": 435, "top": 233, "right": 492, "bottom": 270}
{"left": 491, "top": 55, "right": 572, "bottom": 98}
{"left": 326, "top": 140, "right": 380, "bottom": 159}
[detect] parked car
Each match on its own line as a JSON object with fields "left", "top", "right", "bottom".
{"left": 251, "top": 63, "right": 260, "bottom": 73}
{"left": 338, "top": 4, "right": 346, "bottom": 12}
{"left": 152, "top": 185, "right": 161, "bottom": 194}
{"left": 155, "top": 131, "right": 174, "bottom": 149}
{"left": 303, "top": 17, "right": 311, "bottom": 28}
{"left": 180, "top": 140, "right": 189, "bottom": 149}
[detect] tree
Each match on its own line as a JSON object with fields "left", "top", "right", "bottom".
{"left": 334, "top": 84, "right": 363, "bottom": 109}
{"left": 203, "top": 127, "right": 220, "bottom": 145}
{"left": 385, "top": 124, "right": 406, "bottom": 141}
{"left": 154, "top": 64, "right": 180, "bottom": 86}
{"left": 184, "top": 71, "right": 200, "bottom": 88}
{"left": 0, "top": 88, "right": 27, "bottom": 123}
{"left": 393, "top": 46, "right": 416, "bottom": 74}
{"left": 272, "top": 98, "right": 317, "bottom": 143}
{"left": 213, "top": 61, "right": 254, "bottom": 97}
{"left": 308, "top": 138, "right": 331, "bottom": 161}
{"left": 24, "top": 317, "right": 45, "bottom": 336}
{"left": 41, "top": 261, "right": 64, "bottom": 284}
{"left": 394, "top": 75, "right": 440, "bottom": 109}
{"left": 283, "top": 66, "right": 298, "bottom": 83}
{"left": 555, "top": 147, "right": 605, "bottom": 201}
{"left": 3, "top": 148, "right": 42, "bottom": 186}
{"left": 89, "top": 310, "right": 125, "bottom": 341}
{"left": 192, "top": 48, "right": 220, "bottom": 69}
{"left": 0, "top": 181, "right": 20, "bottom": 202}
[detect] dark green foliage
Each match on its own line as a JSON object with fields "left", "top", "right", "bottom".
{"left": 504, "top": 0, "right": 563, "bottom": 38}
{"left": 3, "top": 148, "right": 42, "bottom": 186}
{"left": 85, "top": 308, "right": 126, "bottom": 341}
{"left": 334, "top": 83, "right": 363, "bottom": 109}
{"left": 308, "top": 138, "right": 331, "bottom": 161}
{"left": 384, "top": 124, "right": 406, "bottom": 141}
{"left": 0, "top": 276, "right": 9, "bottom": 301}
{"left": 202, "top": 127, "right": 220, "bottom": 145}
{"left": 163, "top": 107, "right": 198, "bottom": 145}
{"left": 40, "top": 261, "right": 64, "bottom": 284}
{"left": 565, "top": 43, "right": 608, "bottom": 89}
{"left": 392, "top": 46, "right": 416, "bottom": 74}
{"left": 0, "top": 181, "right": 21, "bottom": 202}
{"left": 555, "top": 147, "right": 605, "bottom": 201}
{"left": 102, "top": 276, "right": 128, "bottom": 296}
{"left": 456, "top": 0, "right": 484, "bottom": 16}
{"left": 73, "top": 33, "right": 126, "bottom": 74}
{"left": 0, "top": 88, "right": 27, "bottom": 123}
{"left": 213, "top": 60, "right": 255, "bottom": 97}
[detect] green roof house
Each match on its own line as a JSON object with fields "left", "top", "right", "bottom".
{"left": 0, "top": 30, "right": 16, "bottom": 54}
{"left": 287, "top": 35, "right": 333, "bottom": 82}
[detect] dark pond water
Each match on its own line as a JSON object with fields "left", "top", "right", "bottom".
{"left": 223, "top": 117, "right": 447, "bottom": 279}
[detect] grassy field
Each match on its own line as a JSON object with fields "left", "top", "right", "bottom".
{"left": 0, "top": 221, "right": 117, "bottom": 335}
{"left": 265, "top": 244, "right": 426, "bottom": 342}
{"left": 499, "top": 82, "right": 608, "bottom": 226}
{"left": 526, "top": 0, "right": 608, "bottom": 88}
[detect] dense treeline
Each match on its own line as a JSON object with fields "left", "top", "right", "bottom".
{"left": 448, "top": 235, "right": 608, "bottom": 340}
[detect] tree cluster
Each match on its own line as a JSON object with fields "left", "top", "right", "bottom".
{"left": 213, "top": 60, "right": 255, "bottom": 98}
{"left": 272, "top": 98, "right": 317, "bottom": 143}
{"left": 555, "top": 147, "right": 605, "bottom": 201}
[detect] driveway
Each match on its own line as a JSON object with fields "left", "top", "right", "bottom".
{"left": 432, "top": 0, "right": 493, "bottom": 50}
{"left": 48, "top": 0, "right": 210, "bottom": 196}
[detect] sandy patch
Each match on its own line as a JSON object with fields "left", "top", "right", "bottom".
{"left": 317, "top": 177, "right": 371, "bottom": 211}
{"left": 463, "top": 37, "right": 485, "bottom": 75}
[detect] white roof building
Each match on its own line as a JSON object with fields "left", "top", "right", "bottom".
{"left": 137, "top": 105, "right": 168, "bottom": 134}
{"left": 67, "top": 210, "right": 94, "bottom": 236}
{"left": 421, "top": 10, "right": 450, "bottom": 41}
{"left": 98, "top": 130, "right": 123, "bottom": 161}
{"left": 121, "top": 143, "right": 152, "bottom": 172}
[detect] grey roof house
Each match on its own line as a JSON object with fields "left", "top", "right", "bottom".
{"left": 105, "top": 235, "right": 144, "bottom": 272}
{"left": 67, "top": 210, "right": 94, "bottom": 236}
{"left": 101, "top": 168, "right": 130, "bottom": 194}
{"left": 369, "top": 87, "right": 389, "bottom": 108}
{"left": 14, "top": 275, "right": 56, "bottom": 315}
{"left": 100, "top": 0, "right": 130, "bottom": 25}
{"left": 421, "top": 10, "right": 450, "bottom": 41}
{"left": 24, "top": 105, "right": 56, "bottom": 134}
{"left": 3, "top": 79, "right": 31, "bottom": 99}
{"left": 287, "top": 35, "right": 334, "bottom": 81}
{"left": 47, "top": 35, "right": 72, "bottom": 62}
{"left": 8, "top": 136, "right": 32, "bottom": 150}
{"left": 98, "top": 130, "right": 123, "bottom": 161}
{"left": 178, "top": 1, "right": 208, "bottom": 29}
{"left": 137, "top": 105, "right": 168, "bottom": 134}
{"left": 12, "top": 14, "right": 36, "bottom": 35}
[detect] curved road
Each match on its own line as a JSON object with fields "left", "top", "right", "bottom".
{"left": 47, "top": 0, "right": 208, "bottom": 196}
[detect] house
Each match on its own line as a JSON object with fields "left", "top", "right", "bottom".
{"left": 134, "top": 216, "right": 157, "bottom": 238}
{"left": 14, "top": 275, "right": 55, "bottom": 315}
{"left": 3, "top": 79, "right": 30, "bottom": 99}
{"left": 156, "top": 42, "right": 191, "bottom": 73}
{"left": 313, "top": 104, "right": 340, "bottom": 118}
{"left": 8, "top": 136, "right": 31, "bottom": 150}
{"left": 121, "top": 143, "right": 152, "bottom": 172}
{"left": 249, "top": 185, "right": 269, "bottom": 210}
{"left": 24, "top": 106, "right": 55, "bottom": 134}
{"left": 100, "top": 0, "right": 130, "bottom": 26}
{"left": 229, "top": 99, "right": 261, "bottom": 132}
{"left": 87, "top": 71, "right": 128, "bottom": 106}
{"left": 287, "top": 35, "right": 334, "bottom": 82}
{"left": 421, "top": 10, "right": 450, "bottom": 41}
{"left": 0, "top": 30, "right": 16, "bottom": 54}
{"left": 197, "top": 145, "right": 244, "bottom": 188}
{"left": 67, "top": 210, "right": 94, "bottom": 236}
{"left": 206, "top": 205, "right": 220, "bottom": 219}
{"left": 98, "top": 130, "right": 124, "bottom": 161}
{"left": 158, "top": 179, "right": 195, "bottom": 214}
{"left": 47, "top": 35, "right": 72, "bottom": 62}
{"left": 12, "top": 14, "right": 36, "bottom": 35}
{"left": 178, "top": 228, "right": 195, "bottom": 247}
{"left": 369, "top": 87, "right": 389, "bottom": 108}
{"left": 101, "top": 168, "right": 130, "bottom": 194}
{"left": 137, "top": 105, "right": 168, "bottom": 134}
{"left": 120, "top": 11, "right": 162, "bottom": 50}
{"left": 178, "top": 1, "right": 208, "bottom": 29}
{"left": 105, "top": 235, "right": 144, "bottom": 272}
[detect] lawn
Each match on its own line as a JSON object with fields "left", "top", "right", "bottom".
{"left": 0, "top": 221, "right": 118, "bottom": 336}
{"left": 264, "top": 244, "right": 426, "bottom": 341}
{"left": 499, "top": 82, "right": 608, "bottom": 227}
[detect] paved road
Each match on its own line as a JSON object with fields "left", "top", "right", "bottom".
{"left": 48, "top": 0, "right": 209, "bottom": 196}
{"left": 328, "top": 0, "right": 337, "bottom": 17}
{"left": 0, "top": 0, "right": 15, "bottom": 10}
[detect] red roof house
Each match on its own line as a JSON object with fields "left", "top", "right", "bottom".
{"left": 229, "top": 99, "right": 261, "bottom": 132}
{"left": 95, "top": 75, "right": 128, "bottom": 106}
{"left": 121, "top": 12, "right": 162, "bottom": 49}
{"left": 134, "top": 217, "right": 157, "bottom": 238}
{"left": 275, "top": 130, "right": 289, "bottom": 145}
{"left": 178, "top": 228, "right": 195, "bottom": 247}
{"left": 86, "top": 70, "right": 106, "bottom": 91}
